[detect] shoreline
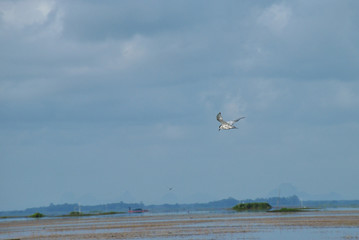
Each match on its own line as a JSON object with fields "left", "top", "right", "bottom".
{"left": 1, "top": 210, "right": 359, "bottom": 239}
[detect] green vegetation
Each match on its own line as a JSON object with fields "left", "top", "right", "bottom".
{"left": 232, "top": 202, "right": 272, "bottom": 212}
{"left": 29, "top": 212, "right": 45, "bottom": 218}
{"left": 99, "top": 211, "right": 123, "bottom": 215}
{"left": 0, "top": 216, "right": 19, "bottom": 219}
{"left": 61, "top": 211, "right": 122, "bottom": 217}
{"left": 69, "top": 211, "right": 83, "bottom": 216}
{"left": 270, "top": 207, "right": 312, "bottom": 212}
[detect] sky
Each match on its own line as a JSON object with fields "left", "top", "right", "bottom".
{"left": 1, "top": 0, "right": 359, "bottom": 211}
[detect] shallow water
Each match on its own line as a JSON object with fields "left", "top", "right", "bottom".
{"left": 1, "top": 210, "right": 359, "bottom": 239}
{"left": 166, "top": 227, "right": 359, "bottom": 240}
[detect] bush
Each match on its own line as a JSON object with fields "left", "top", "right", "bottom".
{"left": 29, "top": 212, "right": 45, "bottom": 218}
{"left": 69, "top": 211, "right": 83, "bottom": 216}
{"left": 232, "top": 202, "right": 272, "bottom": 212}
{"left": 270, "top": 208, "right": 305, "bottom": 212}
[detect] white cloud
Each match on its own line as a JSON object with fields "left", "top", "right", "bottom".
{"left": 0, "top": 78, "right": 61, "bottom": 102}
{"left": 0, "top": 0, "right": 55, "bottom": 28}
{"left": 1, "top": 1, "right": 359, "bottom": 210}
{"left": 320, "top": 81, "right": 359, "bottom": 109}
{"left": 258, "top": 4, "right": 292, "bottom": 33}
{"left": 112, "top": 35, "right": 149, "bottom": 70}
{"left": 222, "top": 93, "right": 247, "bottom": 118}
{"left": 199, "top": 83, "right": 247, "bottom": 118}
{"left": 334, "top": 86, "right": 357, "bottom": 108}
{"left": 251, "top": 79, "right": 283, "bottom": 110}
{"left": 155, "top": 123, "right": 186, "bottom": 140}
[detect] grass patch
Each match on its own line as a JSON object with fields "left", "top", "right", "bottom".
{"left": 61, "top": 211, "right": 123, "bottom": 217}
{"left": 0, "top": 216, "right": 20, "bottom": 219}
{"left": 270, "top": 208, "right": 308, "bottom": 212}
{"left": 233, "top": 202, "right": 272, "bottom": 212}
{"left": 29, "top": 212, "right": 45, "bottom": 218}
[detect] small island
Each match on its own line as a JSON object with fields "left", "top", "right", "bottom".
{"left": 29, "top": 212, "right": 45, "bottom": 218}
{"left": 232, "top": 202, "right": 272, "bottom": 212}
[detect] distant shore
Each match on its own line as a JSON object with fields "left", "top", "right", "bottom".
{"left": 2, "top": 195, "right": 359, "bottom": 217}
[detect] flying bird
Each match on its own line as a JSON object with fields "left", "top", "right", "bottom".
{"left": 216, "top": 112, "right": 245, "bottom": 131}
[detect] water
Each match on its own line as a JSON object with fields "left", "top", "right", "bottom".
{"left": 148, "top": 228, "right": 359, "bottom": 240}
{"left": 1, "top": 210, "right": 358, "bottom": 239}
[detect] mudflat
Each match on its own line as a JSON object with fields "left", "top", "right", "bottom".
{"left": 1, "top": 210, "right": 359, "bottom": 239}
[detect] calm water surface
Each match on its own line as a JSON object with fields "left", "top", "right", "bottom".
{"left": 1, "top": 210, "right": 359, "bottom": 239}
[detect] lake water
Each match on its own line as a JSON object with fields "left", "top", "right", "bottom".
{"left": 1, "top": 209, "right": 359, "bottom": 239}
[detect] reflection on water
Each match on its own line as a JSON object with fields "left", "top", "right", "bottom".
{"left": 160, "top": 227, "right": 359, "bottom": 240}
{"left": 1, "top": 210, "right": 359, "bottom": 239}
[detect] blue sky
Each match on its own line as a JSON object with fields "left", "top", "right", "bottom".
{"left": 1, "top": 0, "right": 359, "bottom": 211}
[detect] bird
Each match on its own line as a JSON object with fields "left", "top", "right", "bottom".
{"left": 216, "top": 112, "right": 245, "bottom": 131}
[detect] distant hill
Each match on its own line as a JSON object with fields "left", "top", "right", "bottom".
{"left": 146, "top": 197, "right": 241, "bottom": 212}
{"left": 302, "top": 200, "right": 359, "bottom": 208}
{"left": 0, "top": 202, "right": 145, "bottom": 217}
{"left": 1, "top": 195, "right": 358, "bottom": 217}
{"left": 267, "top": 183, "right": 343, "bottom": 200}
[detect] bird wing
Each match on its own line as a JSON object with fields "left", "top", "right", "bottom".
{"left": 216, "top": 112, "right": 227, "bottom": 124}
{"left": 228, "top": 117, "right": 245, "bottom": 125}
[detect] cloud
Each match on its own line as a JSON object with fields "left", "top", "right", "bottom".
{"left": 155, "top": 124, "right": 187, "bottom": 140}
{"left": 320, "top": 81, "right": 359, "bottom": 109}
{"left": 250, "top": 79, "right": 283, "bottom": 111}
{"left": 221, "top": 92, "right": 247, "bottom": 118}
{"left": 258, "top": 3, "right": 292, "bottom": 33}
{"left": 1, "top": 0, "right": 359, "bottom": 210}
{"left": 0, "top": 0, "right": 55, "bottom": 28}
{"left": 0, "top": 78, "right": 61, "bottom": 102}
{"left": 235, "top": 1, "right": 359, "bottom": 80}
{"left": 59, "top": 0, "right": 207, "bottom": 42}
{"left": 334, "top": 85, "right": 359, "bottom": 108}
